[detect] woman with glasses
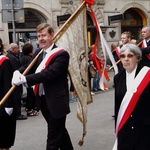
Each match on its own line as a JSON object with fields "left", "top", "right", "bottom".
{"left": 113, "top": 43, "right": 150, "bottom": 150}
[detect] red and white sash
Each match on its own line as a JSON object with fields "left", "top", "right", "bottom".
{"left": 33, "top": 47, "right": 64, "bottom": 95}
{"left": 141, "top": 40, "right": 150, "bottom": 60}
{"left": 0, "top": 55, "right": 8, "bottom": 66}
{"left": 115, "top": 47, "right": 121, "bottom": 58}
{"left": 112, "top": 66, "right": 150, "bottom": 150}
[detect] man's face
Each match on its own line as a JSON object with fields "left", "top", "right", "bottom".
{"left": 37, "top": 27, "right": 54, "bottom": 50}
{"left": 121, "top": 34, "right": 130, "bottom": 44}
{"left": 12, "top": 46, "right": 19, "bottom": 54}
{"left": 141, "top": 27, "right": 150, "bottom": 40}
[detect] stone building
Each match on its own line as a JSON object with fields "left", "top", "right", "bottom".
{"left": 0, "top": 0, "right": 150, "bottom": 49}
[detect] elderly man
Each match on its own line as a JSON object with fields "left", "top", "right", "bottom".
{"left": 139, "top": 25, "right": 150, "bottom": 67}
{"left": 7, "top": 43, "right": 27, "bottom": 120}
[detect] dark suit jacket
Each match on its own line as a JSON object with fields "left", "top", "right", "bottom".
{"left": 6, "top": 51, "right": 22, "bottom": 71}
{"left": 139, "top": 40, "right": 150, "bottom": 67}
{"left": 19, "top": 44, "right": 70, "bottom": 119}
{"left": 114, "top": 65, "right": 150, "bottom": 150}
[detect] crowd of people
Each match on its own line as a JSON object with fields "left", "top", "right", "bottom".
{"left": 0, "top": 22, "right": 150, "bottom": 150}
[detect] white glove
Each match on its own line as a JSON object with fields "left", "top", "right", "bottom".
{"left": 12, "top": 70, "right": 27, "bottom": 86}
{"left": 5, "top": 108, "right": 13, "bottom": 115}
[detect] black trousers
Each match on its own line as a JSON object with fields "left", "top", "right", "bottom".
{"left": 14, "top": 85, "right": 23, "bottom": 116}
{"left": 40, "top": 96, "right": 74, "bottom": 150}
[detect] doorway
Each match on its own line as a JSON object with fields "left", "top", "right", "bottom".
{"left": 121, "top": 8, "right": 146, "bottom": 41}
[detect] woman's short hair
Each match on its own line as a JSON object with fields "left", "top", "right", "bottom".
{"left": 22, "top": 43, "right": 33, "bottom": 55}
{"left": 120, "top": 43, "right": 142, "bottom": 61}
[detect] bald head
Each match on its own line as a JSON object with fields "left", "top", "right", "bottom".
{"left": 9, "top": 43, "right": 19, "bottom": 54}
{"left": 141, "top": 26, "right": 150, "bottom": 40}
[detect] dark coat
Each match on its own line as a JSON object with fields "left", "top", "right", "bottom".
{"left": 114, "top": 65, "right": 150, "bottom": 150}
{"left": 0, "top": 56, "right": 16, "bottom": 150}
{"left": 0, "top": 58, "right": 15, "bottom": 116}
{"left": 6, "top": 51, "right": 22, "bottom": 71}
{"left": 20, "top": 54, "right": 31, "bottom": 66}
{"left": 19, "top": 44, "right": 70, "bottom": 119}
{"left": 139, "top": 40, "right": 150, "bottom": 67}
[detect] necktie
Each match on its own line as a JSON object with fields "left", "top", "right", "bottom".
{"left": 39, "top": 51, "right": 47, "bottom": 96}
{"left": 43, "top": 51, "right": 47, "bottom": 58}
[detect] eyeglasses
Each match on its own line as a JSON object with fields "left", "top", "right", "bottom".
{"left": 120, "top": 54, "right": 135, "bottom": 59}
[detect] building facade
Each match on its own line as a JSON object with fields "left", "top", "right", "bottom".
{"left": 0, "top": 0, "right": 150, "bottom": 49}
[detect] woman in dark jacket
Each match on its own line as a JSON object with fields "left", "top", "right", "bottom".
{"left": 21, "top": 43, "right": 39, "bottom": 116}
{"left": 113, "top": 43, "right": 150, "bottom": 150}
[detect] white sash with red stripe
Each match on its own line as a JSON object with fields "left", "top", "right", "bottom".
{"left": 33, "top": 47, "right": 64, "bottom": 95}
{"left": 0, "top": 55, "right": 8, "bottom": 65}
{"left": 112, "top": 66, "right": 150, "bottom": 150}
{"left": 141, "top": 39, "right": 150, "bottom": 60}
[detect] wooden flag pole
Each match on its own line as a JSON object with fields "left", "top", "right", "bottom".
{"left": 109, "top": 59, "right": 120, "bottom": 70}
{"left": 54, "top": 1, "right": 86, "bottom": 41}
{"left": 0, "top": 49, "right": 43, "bottom": 106}
{"left": 0, "top": 1, "right": 87, "bottom": 106}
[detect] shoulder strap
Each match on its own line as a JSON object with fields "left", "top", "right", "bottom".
{"left": 116, "top": 66, "right": 150, "bottom": 135}
{"left": 33, "top": 47, "right": 64, "bottom": 95}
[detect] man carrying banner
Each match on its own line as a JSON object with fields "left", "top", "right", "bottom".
{"left": 113, "top": 43, "right": 150, "bottom": 150}
{"left": 12, "top": 23, "right": 73, "bottom": 150}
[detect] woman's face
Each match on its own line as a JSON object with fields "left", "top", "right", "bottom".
{"left": 120, "top": 50, "right": 138, "bottom": 73}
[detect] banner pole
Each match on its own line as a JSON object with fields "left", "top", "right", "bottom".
{"left": 0, "top": 1, "right": 86, "bottom": 106}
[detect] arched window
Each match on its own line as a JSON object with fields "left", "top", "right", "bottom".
{"left": 8, "top": 8, "right": 46, "bottom": 44}
{"left": 121, "top": 8, "right": 146, "bottom": 40}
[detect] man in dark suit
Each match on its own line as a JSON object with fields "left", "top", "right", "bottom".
{"left": 139, "top": 25, "right": 150, "bottom": 67}
{"left": 12, "top": 23, "right": 73, "bottom": 150}
{"left": 7, "top": 43, "right": 27, "bottom": 120}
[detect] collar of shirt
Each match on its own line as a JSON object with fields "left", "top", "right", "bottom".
{"left": 44, "top": 43, "right": 54, "bottom": 54}
{"left": 126, "top": 65, "right": 137, "bottom": 90}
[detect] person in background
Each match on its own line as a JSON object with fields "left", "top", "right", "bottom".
{"left": 111, "top": 43, "right": 117, "bottom": 56}
{"left": 89, "top": 45, "right": 102, "bottom": 92}
{"left": 7, "top": 43, "right": 27, "bottom": 120}
{"left": 18, "top": 39, "right": 25, "bottom": 60}
{"left": 139, "top": 25, "right": 150, "bottom": 67}
{"left": 12, "top": 23, "right": 74, "bottom": 150}
{"left": 21, "top": 43, "right": 39, "bottom": 116}
{"left": 114, "top": 43, "right": 150, "bottom": 150}
{"left": 0, "top": 38, "right": 16, "bottom": 150}
{"left": 113, "top": 31, "right": 131, "bottom": 72}
{"left": 69, "top": 79, "right": 77, "bottom": 103}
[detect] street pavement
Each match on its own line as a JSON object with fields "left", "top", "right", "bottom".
{"left": 12, "top": 70, "right": 116, "bottom": 150}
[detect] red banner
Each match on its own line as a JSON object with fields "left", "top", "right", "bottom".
{"left": 84, "top": 0, "right": 94, "bottom": 5}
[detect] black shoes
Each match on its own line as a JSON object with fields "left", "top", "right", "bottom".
{"left": 16, "top": 114, "right": 27, "bottom": 120}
